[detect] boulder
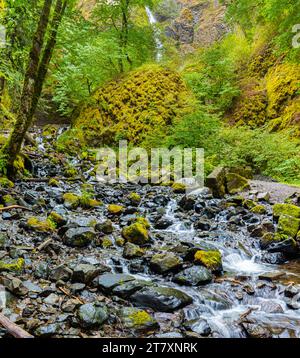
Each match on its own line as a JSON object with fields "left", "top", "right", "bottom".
{"left": 150, "top": 253, "right": 182, "bottom": 274}
{"left": 173, "top": 266, "right": 213, "bottom": 286}
{"left": 119, "top": 307, "right": 159, "bottom": 332}
{"left": 72, "top": 264, "right": 107, "bottom": 284}
{"left": 194, "top": 250, "right": 222, "bottom": 273}
{"left": 154, "top": 217, "right": 173, "bottom": 230}
{"left": 277, "top": 215, "right": 300, "bottom": 238}
{"left": 205, "top": 166, "right": 226, "bottom": 198}
{"left": 0, "top": 274, "right": 28, "bottom": 296}
{"left": 131, "top": 286, "right": 193, "bottom": 312}
{"left": 63, "top": 227, "right": 96, "bottom": 247}
{"left": 93, "top": 273, "right": 135, "bottom": 292}
{"left": 95, "top": 220, "right": 113, "bottom": 234}
{"left": 108, "top": 204, "right": 124, "bottom": 215}
{"left": 123, "top": 242, "right": 145, "bottom": 259}
{"left": 112, "top": 280, "right": 152, "bottom": 299}
{"left": 273, "top": 203, "right": 300, "bottom": 220}
{"left": 122, "top": 223, "right": 150, "bottom": 245}
{"left": 225, "top": 173, "right": 250, "bottom": 195}
{"left": 77, "top": 303, "right": 108, "bottom": 329}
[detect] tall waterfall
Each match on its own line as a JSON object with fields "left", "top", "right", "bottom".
{"left": 145, "top": 6, "right": 163, "bottom": 61}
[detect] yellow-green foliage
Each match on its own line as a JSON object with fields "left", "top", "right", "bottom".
{"left": 2, "top": 194, "right": 17, "bottom": 206}
{"left": 127, "top": 310, "right": 154, "bottom": 328}
{"left": 0, "top": 258, "right": 25, "bottom": 272}
{"left": 194, "top": 250, "right": 222, "bottom": 271}
{"left": 63, "top": 193, "right": 80, "bottom": 209}
{"left": 273, "top": 203, "right": 300, "bottom": 219}
{"left": 277, "top": 214, "right": 300, "bottom": 238}
{"left": 48, "top": 178, "right": 59, "bottom": 187}
{"left": 0, "top": 177, "right": 14, "bottom": 188}
{"left": 128, "top": 192, "right": 141, "bottom": 205}
{"left": 73, "top": 64, "right": 193, "bottom": 146}
{"left": 56, "top": 128, "right": 86, "bottom": 155}
{"left": 266, "top": 63, "right": 300, "bottom": 119}
{"left": 27, "top": 217, "right": 56, "bottom": 232}
{"left": 108, "top": 204, "right": 124, "bottom": 215}
{"left": 135, "top": 217, "right": 150, "bottom": 229}
{"left": 251, "top": 205, "right": 266, "bottom": 215}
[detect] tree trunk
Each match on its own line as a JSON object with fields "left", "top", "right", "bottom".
{"left": 1, "top": 0, "right": 53, "bottom": 173}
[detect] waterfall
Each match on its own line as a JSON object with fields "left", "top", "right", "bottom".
{"left": 145, "top": 6, "right": 163, "bottom": 61}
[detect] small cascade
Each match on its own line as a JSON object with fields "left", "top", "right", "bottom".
{"left": 145, "top": 6, "right": 164, "bottom": 61}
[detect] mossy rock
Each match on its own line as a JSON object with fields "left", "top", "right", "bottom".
{"left": 172, "top": 182, "right": 186, "bottom": 193}
{"left": 273, "top": 204, "right": 300, "bottom": 220}
{"left": 122, "top": 223, "right": 150, "bottom": 245}
{"left": 56, "top": 128, "right": 87, "bottom": 155}
{"left": 116, "top": 237, "right": 125, "bottom": 247}
{"left": 225, "top": 173, "right": 250, "bottom": 195}
{"left": 0, "top": 177, "right": 14, "bottom": 188}
{"left": 243, "top": 199, "right": 258, "bottom": 210}
{"left": 0, "top": 258, "right": 25, "bottom": 273}
{"left": 128, "top": 192, "right": 141, "bottom": 206}
{"left": 135, "top": 217, "right": 150, "bottom": 229}
{"left": 123, "top": 242, "right": 145, "bottom": 259}
{"left": 48, "top": 211, "right": 66, "bottom": 228}
{"left": 277, "top": 215, "right": 300, "bottom": 238}
{"left": 120, "top": 307, "right": 159, "bottom": 331}
{"left": 150, "top": 253, "right": 182, "bottom": 274}
{"left": 63, "top": 165, "right": 78, "bottom": 178}
{"left": 100, "top": 237, "right": 113, "bottom": 249}
{"left": 194, "top": 250, "right": 222, "bottom": 272}
{"left": 63, "top": 193, "right": 80, "bottom": 209}
{"left": 108, "top": 204, "right": 124, "bottom": 215}
{"left": 27, "top": 217, "right": 56, "bottom": 233}
{"left": 251, "top": 205, "right": 267, "bottom": 215}
{"left": 80, "top": 194, "right": 102, "bottom": 209}
{"left": 48, "top": 178, "right": 59, "bottom": 187}
{"left": 73, "top": 64, "right": 193, "bottom": 146}
{"left": 1, "top": 194, "right": 17, "bottom": 206}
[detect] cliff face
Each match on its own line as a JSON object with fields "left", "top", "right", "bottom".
{"left": 156, "top": 0, "right": 229, "bottom": 50}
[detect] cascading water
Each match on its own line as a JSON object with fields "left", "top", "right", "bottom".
{"left": 145, "top": 6, "right": 164, "bottom": 61}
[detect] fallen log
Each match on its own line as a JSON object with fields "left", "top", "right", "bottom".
{"left": 0, "top": 312, "right": 34, "bottom": 338}
{"left": 0, "top": 205, "right": 32, "bottom": 212}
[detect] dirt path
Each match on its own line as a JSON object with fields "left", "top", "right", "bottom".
{"left": 250, "top": 179, "right": 300, "bottom": 203}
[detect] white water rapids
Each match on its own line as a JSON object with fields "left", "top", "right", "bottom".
{"left": 145, "top": 6, "right": 163, "bottom": 61}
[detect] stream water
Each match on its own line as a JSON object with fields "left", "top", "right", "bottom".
{"left": 145, "top": 7, "right": 164, "bottom": 61}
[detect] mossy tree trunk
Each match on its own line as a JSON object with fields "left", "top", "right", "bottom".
{"left": 0, "top": 0, "right": 67, "bottom": 176}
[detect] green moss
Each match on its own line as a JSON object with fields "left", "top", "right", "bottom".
{"left": 116, "top": 237, "right": 125, "bottom": 247}
{"left": 226, "top": 173, "right": 250, "bottom": 194}
{"left": 0, "top": 258, "right": 25, "bottom": 272}
{"left": 194, "top": 250, "right": 222, "bottom": 271}
{"left": 122, "top": 222, "right": 150, "bottom": 245}
{"left": 56, "top": 128, "right": 87, "bottom": 155}
{"left": 273, "top": 203, "right": 300, "bottom": 219}
{"left": 48, "top": 211, "right": 65, "bottom": 226}
{"left": 277, "top": 215, "right": 300, "bottom": 238}
{"left": 63, "top": 165, "right": 78, "bottom": 178}
{"left": 42, "top": 125, "right": 58, "bottom": 138}
{"left": 0, "top": 177, "right": 14, "bottom": 188}
{"left": 135, "top": 217, "right": 150, "bottom": 229}
{"left": 48, "top": 178, "right": 59, "bottom": 187}
{"left": 101, "top": 237, "right": 113, "bottom": 248}
{"left": 127, "top": 310, "right": 154, "bottom": 327}
{"left": 2, "top": 194, "right": 17, "bottom": 206}
{"left": 128, "top": 192, "right": 141, "bottom": 205}
{"left": 63, "top": 193, "right": 80, "bottom": 209}
{"left": 73, "top": 65, "right": 193, "bottom": 146}
{"left": 243, "top": 199, "right": 257, "bottom": 210}
{"left": 108, "top": 204, "right": 124, "bottom": 215}
{"left": 172, "top": 182, "right": 186, "bottom": 193}
{"left": 27, "top": 217, "right": 56, "bottom": 232}
{"left": 80, "top": 192, "right": 102, "bottom": 209}
{"left": 251, "top": 205, "right": 267, "bottom": 215}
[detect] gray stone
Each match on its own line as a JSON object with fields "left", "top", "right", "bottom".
{"left": 150, "top": 253, "right": 182, "bottom": 274}
{"left": 78, "top": 303, "right": 108, "bottom": 328}
{"left": 93, "top": 273, "right": 135, "bottom": 292}
{"left": 63, "top": 227, "right": 96, "bottom": 247}
{"left": 173, "top": 266, "right": 213, "bottom": 286}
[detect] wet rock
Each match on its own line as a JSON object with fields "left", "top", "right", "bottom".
{"left": 131, "top": 286, "right": 193, "bottom": 312}
{"left": 257, "top": 192, "right": 270, "bottom": 202}
{"left": 179, "top": 196, "right": 195, "bottom": 211}
{"left": 50, "top": 264, "right": 73, "bottom": 282}
{"left": 0, "top": 258, "right": 25, "bottom": 273}
{"left": 63, "top": 193, "right": 80, "bottom": 209}
{"left": 150, "top": 253, "right": 182, "bottom": 274}
{"left": 44, "top": 293, "right": 60, "bottom": 306}
{"left": 194, "top": 250, "right": 223, "bottom": 273}
{"left": 72, "top": 264, "right": 105, "bottom": 284}
{"left": 284, "top": 284, "right": 299, "bottom": 298}
{"left": 95, "top": 220, "right": 113, "bottom": 234}
{"left": 273, "top": 203, "right": 300, "bottom": 220}
{"left": 242, "top": 323, "right": 271, "bottom": 338}
{"left": 184, "top": 319, "right": 211, "bottom": 336}
{"left": 0, "top": 233, "right": 7, "bottom": 249}
{"left": 277, "top": 214, "right": 300, "bottom": 238}
{"left": 172, "top": 182, "right": 186, "bottom": 194}
{"left": 77, "top": 302, "right": 108, "bottom": 329}
{"left": 173, "top": 266, "right": 213, "bottom": 286}
{"left": 70, "top": 283, "right": 86, "bottom": 293}
{"left": 258, "top": 271, "right": 285, "bottom": 281}
{"left": 194, "top": 218, "right": 211, "bottom": 231}
{"left": 108, "top": 204, "right": 124, "bottom": 215}
{"left": 0, "top": 275, "right": 28, "bottom": 296}
{"left": 119, "top": 307, "right": 159, "bottom": 332}
{"left": 267, "top": 238, "right": 298, "bottom": 256}
{"left": 260, "top": 300, "right": 284, "bottom": 314}
{"left": 63, "top": 227, "right": 96, "bottom": 247}
{"left": 22, "top": 281, "right": 42, "bottom": 294}
{"left": 112, "top": 280, "right": 152, "bottom": 299}
{"left": 35, "top": 323, "right": 60, "bottom": 337}
{"left": 93, "top": 273, "right": 135, "bottom": 292}
{"left": 122, "top": 223, "right": 150, "bottom": 245}
{"left": 123, "top": 242, "right": 145, "bottom": 259}
{"left": 154, "top": 217, "right": 173, "bottom": 230}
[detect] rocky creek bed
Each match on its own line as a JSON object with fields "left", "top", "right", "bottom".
{"left": 1, "top": 129, "right": 300, "bottom": 338}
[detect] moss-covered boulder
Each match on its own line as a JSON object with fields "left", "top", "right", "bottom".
{"left": 73, "top": 65, "right": 193, "bottom": 146}
{"left": 48, "top": 211, "right": 67, "bottom": 228}
{"left": 273, "top": 204, "right": 300, "bottom": 220}
{"left": 48, "top": 178, "right": 59, "bottom": 187}
{"left": 150, "top": 253, "right": 182, "bottom": 274}
{"left": 172, "top": 182, "right": 186, "bottom": 193}
{"left": 108, "top": 204, "right": 124, "bottom": 215}
{"left": 205, "top": 166, "right": 226, "bottom": 198}
{"left": 225, "top": 173, "right": 250, "bottom": 195}
{"left": 128, "top": 192, "right": 141, "bottom": 206}
{"left": 277, "top": 215, "right": 300, "bottom": 239}
{"left": 27, "top": 217, "right": 56, "bottom": 233}
{"left": 123, "top": 242, "right": 145, "bottom": 259}
{"left": 2, "top": 194, "right": 17, "bottom": 206}
{"left": 119, "top": 307, "right": 159, "bottom": 332}
{"left": 194, "top": 250, "right": 222, "bottom": 272}
{"left": 63, "top": 193, "right": 80, "bottom": 209}
{"left": 251, "top": 205, "right": 267, "bottom": 215}
{"left": 122, "top": 222, "right": 150, "bottom": 245}
{"left": 0, "top": 177, "right": 14, "bottom": 188}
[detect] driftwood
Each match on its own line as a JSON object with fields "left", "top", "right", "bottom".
{"left": 0, "top": 312, "right": 33, "bottom": 338}
{"left": 36, "top": 238, "right": 53, "bottom": 251}
{"left": 0, "top": 205, "right": 32, "bottom": 212}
